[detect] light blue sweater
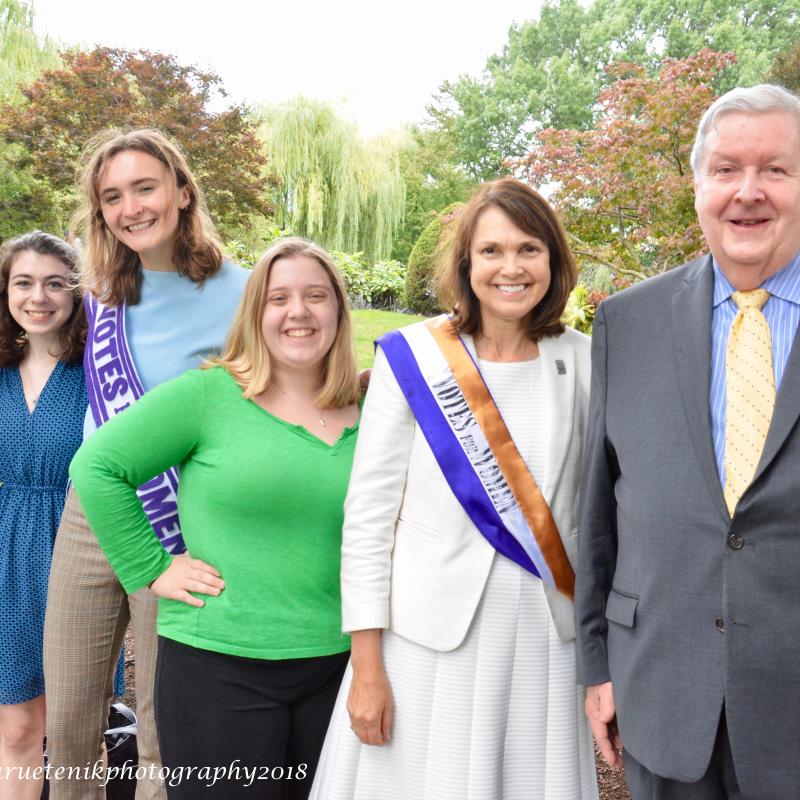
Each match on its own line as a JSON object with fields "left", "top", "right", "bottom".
{"left": 84, "top": 260, "right": 248, "bottom": 437}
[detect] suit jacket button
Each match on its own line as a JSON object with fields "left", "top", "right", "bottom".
{"left": 727, "top": 533, "right": 744, "bottom": 550}
{"left": 715, "top": 617, "right": 725, "bottom": 633}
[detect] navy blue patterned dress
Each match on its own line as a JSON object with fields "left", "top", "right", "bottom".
{"left": 0, "top": 361, "right": 123, "bottom": 704}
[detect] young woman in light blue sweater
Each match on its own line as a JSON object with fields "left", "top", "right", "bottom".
{"left": 43, "top": 128, "right": 248, "bottom": 800}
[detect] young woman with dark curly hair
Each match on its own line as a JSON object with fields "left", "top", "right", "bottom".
{"left": 0, "top": 231, "right": 86, "bottom": 800}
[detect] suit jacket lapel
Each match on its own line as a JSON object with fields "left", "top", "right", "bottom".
{"left": 753, "top": 321, "right": 800, "bottom": 484}
{"left": 538, "top": 335, "right": 574, "bottom": 503}
{"left": 671, "top": 256, "right": 731, "bottom": 523}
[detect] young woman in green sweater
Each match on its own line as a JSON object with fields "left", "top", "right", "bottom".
{"left": 69, "top": 237, "right": 362, "bottom": 799}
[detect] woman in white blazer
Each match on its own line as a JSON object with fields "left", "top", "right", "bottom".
{"left": 311, "top": 178, "right": 599, "bottom": 800}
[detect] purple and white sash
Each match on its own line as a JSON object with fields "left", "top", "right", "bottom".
{"left": 378, "top": 316, "right": 575, "bottom": 598}
{"left": 83, "top": 296, "right": 185, "bottom": 554}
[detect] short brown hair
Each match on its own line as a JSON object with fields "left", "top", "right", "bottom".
{"left": 206, "top": 237, "right": 360, "bottom": 408}
{"left": 0, "top": 230, "right": 86, "bottom": 367}
{"left": 438, "top": 178, "right": 577, "bottom": 341}
{"left": 72, "top": 128, "right": 224, "bottom": 306}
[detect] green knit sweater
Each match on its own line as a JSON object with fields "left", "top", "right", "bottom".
{"left": 70, "top": 367, "right": 355, "bottom": 659}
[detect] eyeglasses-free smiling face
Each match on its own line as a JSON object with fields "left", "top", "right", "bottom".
{"left": 694, "top": 110, "right": 800, "bottom": 288}
{"left": 98, "top": 150, "right": 189, "bottom": 270}
{"left": 7, "top": 250, "right": 75, "bottom": 344}
{"left": 260, "top": 254, "right": 340, "bottom": 377}
{"left": 468, "top": 205, "right": 551, "bottom": 334}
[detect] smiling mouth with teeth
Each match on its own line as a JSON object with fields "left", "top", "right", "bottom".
{"left": 495, "top": 285, "right": 528, "bottom": 293}
{"left": 127, "top": 220, "right": 156, "bottom": 232}
{"left": 26, "top": 310, "right": 54, "bottom": 318}
{"left": 284, "top": 329, "right": 315, "bottom": 338}
{"left": 731, "top": 219, "right": 768, "bottom": 226}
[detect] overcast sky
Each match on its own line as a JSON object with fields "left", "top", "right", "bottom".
{"left": 31, "top": 0, "right": 546, "bottom": 138}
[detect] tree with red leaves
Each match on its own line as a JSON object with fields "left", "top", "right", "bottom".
{"left": 516, "top": 49, "right": 737, "bottom": 284}
{"left": 0, "top": 47, "right": 272, "bottom": 234}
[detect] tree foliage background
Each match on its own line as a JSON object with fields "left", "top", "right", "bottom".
{"left": 429, "top": 0, "right": 800, "bottom": 180}
{"left": 258, "top": 97, "right": 406, "bottom": 263}
{"left": 518, "top": 50, "right": 737, "bottom": 284}
{"left": 0, "top": 46, "right": 272, "bottom": 238}
{"left": 1, "top": 0, "right": 799, "bottom": 300}
{"left": 0, "top": 0, "right": 63, "bottom": 239}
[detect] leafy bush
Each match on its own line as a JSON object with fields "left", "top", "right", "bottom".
{"left": 333, "top": 251, "right": 371, "bottom": 306}
{"left": 225, "top": 225, "right": 288, "bottom": 269}
{"left": 562, "top": 284, "right": 608, "bottom": 334}
{"left": 405, "top": 203, "right": 462, "bottom": 315}
{"left": 333, "top": 252, "right": 407, "bottom": 310}
{"left": 224, "top": 236, "right": 407, "bottom": 309}
{"left": 367, "top": 260, "right": 407, "bottom": 309}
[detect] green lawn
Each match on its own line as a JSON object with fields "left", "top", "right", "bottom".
{"left": 352, "top": 309, "right": 424, "bottom": 368}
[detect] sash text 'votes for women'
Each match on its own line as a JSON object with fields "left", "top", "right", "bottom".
{"left": 433, "top": 373, "right": 516, "bottom": 516}
{"left": 92, "top": 306, "right": 132, "bottom": 412}
{"left": 86, "top": 300, "right": 186, "bottom": 554}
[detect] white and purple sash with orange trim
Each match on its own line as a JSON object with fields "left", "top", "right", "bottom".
{"left": 84, "top": 296, "right": 185, "bottom": 554}
{"left": 378, "top": 315, "right": 574, "bottom": 599}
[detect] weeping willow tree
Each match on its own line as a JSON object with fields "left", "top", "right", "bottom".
{"left": 259, "top": 98, "right": 405, "bottom": 262}
{"left": 0, "top": 0, "right": 63, "bottom": 239}
{"left": 1, "top": 0, "right": 60, "bottom": 100}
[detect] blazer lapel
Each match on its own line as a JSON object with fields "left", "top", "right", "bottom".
{"left": 753, "top": 322, "right": 800, "bottom": 484}
{"left": 538, "top": 335, "right": 574, "bottom": 503}
{"left": 671, "top": 256, "right": 731, "bottom": 523}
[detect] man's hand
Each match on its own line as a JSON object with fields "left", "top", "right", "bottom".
{"left": 586, "top": 681, "right": 624, "bottom": 769}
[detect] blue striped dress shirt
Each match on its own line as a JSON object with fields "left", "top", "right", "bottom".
{"left": 710, "top": 250, "right": 800, "bottom": 483}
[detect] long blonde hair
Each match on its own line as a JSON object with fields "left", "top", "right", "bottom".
{"left": 208, "top": 237, "right": 360, "bottom": 408}
{"left": 72, "top": 128, "right": 223, "bottom": 305}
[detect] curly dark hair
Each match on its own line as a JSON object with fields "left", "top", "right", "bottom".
{"left": 0, "top": 231, "right": 86, "bottom": 368}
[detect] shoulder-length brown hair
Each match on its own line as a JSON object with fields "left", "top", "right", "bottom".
{"left": 0, "top": 230, "right": 86, "bottom": 367}
{"left": 72, "top": 128, "right": 224, "bottom": 306}
{"left": 438, "top": 177, "right": 577, "bottom": 342}
{"left": 206, "top": 237, "right": 360, "bottom": 408}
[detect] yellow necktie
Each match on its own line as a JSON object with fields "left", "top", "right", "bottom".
{"left": 723, "top": 289, "right": 775, "bottom": 516}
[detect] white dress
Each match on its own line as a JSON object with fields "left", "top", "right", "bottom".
{"left": 310, "top": 359, "right": 598, "bottom": 800}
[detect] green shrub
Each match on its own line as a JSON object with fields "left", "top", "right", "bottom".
{"left": 333, "top": 251, "right": 371, "bottom": 306}
{"left": 368, "top": 260, "right": 406, "bottom": 309}
{"left": 562, "top": 285, "right": 608, "bottom": 334}
{"left": 405, "top": 203, "right": 461, "bottom": 315}
{"left": 225, "top": 225, "right": 287, "bottom": 269}
{"left": 333, "top": 252, "right": 407, "bottom": 310}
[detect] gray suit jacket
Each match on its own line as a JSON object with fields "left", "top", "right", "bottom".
{"left": 575, "top": 255, "right": 800, "bottom": 799}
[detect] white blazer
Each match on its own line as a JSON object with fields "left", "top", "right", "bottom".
{"left": 341, "top": 324, "right": 591, "bottom": 649}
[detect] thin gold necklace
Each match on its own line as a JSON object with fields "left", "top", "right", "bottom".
{"left": 278, "top": 388, "right": 326, "bottom": 427}
{"left": 20, "top": 365, "right": 50, "bottom": 410}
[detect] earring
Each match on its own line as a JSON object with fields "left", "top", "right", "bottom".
{"left": 15, "top": 330, "right": 27, "bottom": 348}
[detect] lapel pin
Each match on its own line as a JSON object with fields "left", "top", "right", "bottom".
{"left": 555, "top": 359, "right": 566, "bottom": 375}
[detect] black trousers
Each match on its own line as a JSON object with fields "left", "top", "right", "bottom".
{"left": 624, "top": 709, "right": 744, "bottom": 800}
{"left": 154, "top": 637, "right": 349, "bottom": 799}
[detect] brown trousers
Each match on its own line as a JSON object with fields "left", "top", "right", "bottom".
{"left": 44, "top": 488, "right": 165, "bottom": 800}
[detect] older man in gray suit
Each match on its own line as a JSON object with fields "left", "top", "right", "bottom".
{"left": 575, "top": 84, "right": 800, "bottom": 799}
